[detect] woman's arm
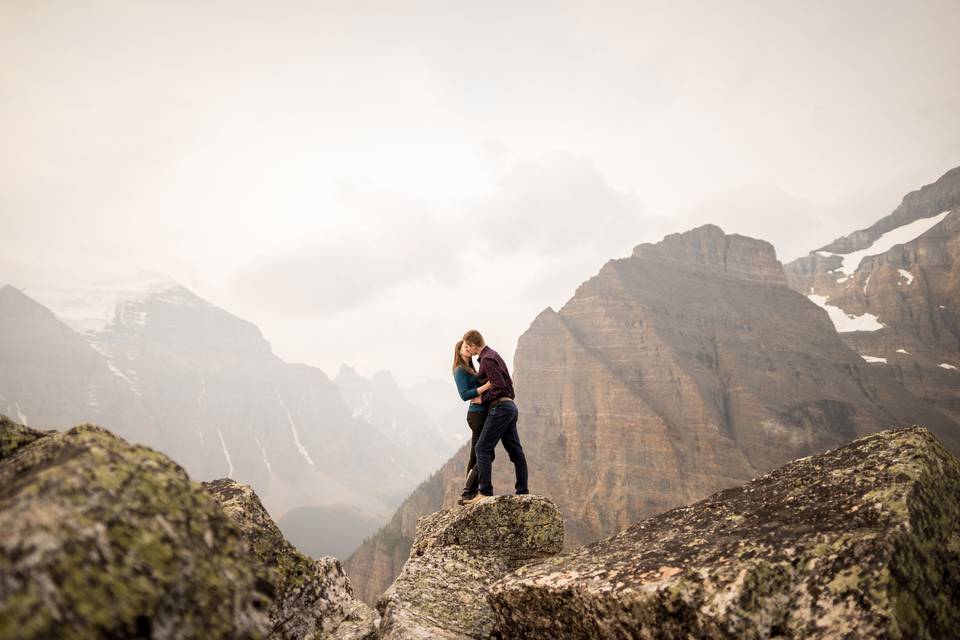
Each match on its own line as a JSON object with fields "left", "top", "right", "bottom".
{"left": 453, "top": 368, "right": 480, "bottom": 401}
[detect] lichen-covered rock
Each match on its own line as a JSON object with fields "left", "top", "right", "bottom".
{"left": 0, "top": 415, "right": 51, "bottom": 461}
{"left": 377, "top": 495, "right": 563, "bottom": 639}
{"left": 203, "top": 478, "right": 379, "bottom": 639}
{"left": 0, "top": 421, "right": 272, "bottom": 640}
{"left": 490, "top": 427, "right": 960, "bottom": 639}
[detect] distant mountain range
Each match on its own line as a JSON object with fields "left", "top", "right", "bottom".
{"left": 344, "top": 166, "right": 960, "bottom": 605}
{"left": 0, "top": 273, "right": 468, "bottom": 558}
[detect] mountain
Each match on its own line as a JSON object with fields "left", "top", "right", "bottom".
{"left": 344, "top": 223, "right": 960, "bottom": 605}
{"left": 784, "top": 166, "right": 960, "bottom": 423}
{"left": 334, "top": 365, "right": 465, "bottom": 495}
{"left": 0, "top": 275, "right": 460, "bottom": 537}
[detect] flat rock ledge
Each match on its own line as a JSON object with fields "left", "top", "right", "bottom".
{"left": 203, "top": 478, "right": 379, "bottom": 639}
{"left": 489, "top": 427, "right": 960, "bottom": 639}
{"left": 377, "top": 494, "right": 563, "bottom": 639}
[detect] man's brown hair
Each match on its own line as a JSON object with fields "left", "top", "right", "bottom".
{"left": 463, "top": 329, "right": 485, "bottom": 348}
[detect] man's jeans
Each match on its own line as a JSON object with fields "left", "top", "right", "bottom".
{"left": 475, "top": 400, "right": 528, "bottom": 496}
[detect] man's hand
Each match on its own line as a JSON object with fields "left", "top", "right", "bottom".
{"left": 471, "top": 397, "right": 483, "bottom": 404}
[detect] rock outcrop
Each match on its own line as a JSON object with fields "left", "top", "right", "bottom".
{"left": 490, "top": 427, "right": 960, "bottom": 638}
{"left": 376, "top": 495, "right": 562, "bottom": 639}
{"left": 347, "top": 223, "right": 960, "bottom": 604}
{"left": 0, "top": 416, "right": 272, "bottom": 639}
{"left": 203, "top": 478, "right": 378, "bottom": 639}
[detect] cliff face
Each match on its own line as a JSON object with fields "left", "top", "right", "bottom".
{"left": 345, "top": 224, "right": 960, "bottom": 605}
{"left": 491, "top": 427, "right": 960, "bottom": 638}
{"left": 784, "top": 166, "right": 960, "bottom": 424}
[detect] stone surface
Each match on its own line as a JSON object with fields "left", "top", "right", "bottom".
{"left": 489, "top": 427, "right": 960, "bottom": 639}
{"left": 203, "top": 477, "right": 379, "bottom": 639}
{"left": 0, "top": 417, "right": 272, "bottom": 639}
{"left": 376, "top": 495, "right": 562, "bottom": 639}
{"left": 346, "top": 223, "right": 960, "bottom": 605}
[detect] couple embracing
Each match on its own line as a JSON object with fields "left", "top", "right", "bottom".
{"left": 451, "top": 330, "right": 528, "bottom": 506}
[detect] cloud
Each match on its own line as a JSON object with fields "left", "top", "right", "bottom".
{"left": 233, "top": 152, "right": 668, "bottom": 316}
{"left": 231, "top": 187, "right": 461, "bottom": 313}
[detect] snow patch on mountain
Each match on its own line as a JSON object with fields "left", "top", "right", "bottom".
{"left": 14, "top": 403, "right": 29, "bottom": 425}
{"left": 819, "top": 210, "right": 951, "bottom": 276}
{"left": 807, "top": 294, "right": 884, "bottom": 332}
{"left": 940, "top": 363, "right": 958, "bottom": 371}
{"left": 276, "top": 389, "right": 316, "bottom": 466}
{"left": 26, "top": 270, "right": 182, "bottom": 334}
{"left": 898, "top": 269, "right": 914, "bottom": 285}
{"left": 861, "top": 355, "right": 887, "bottom": 364}
{"left": 254, "top": 436, "right": 273, "bottom": 474}
{"left": 217, "top": 428, "right": 234, "bottom": 478}
{"left": 896, "top": 349, "right": 911, "bottom": 355}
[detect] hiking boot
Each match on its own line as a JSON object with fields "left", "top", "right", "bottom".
{"left": 457, "top": 494, "right": 476, "bottom": 506}
{"left": 460, "top": 493, "right": 491, "bottom": 506}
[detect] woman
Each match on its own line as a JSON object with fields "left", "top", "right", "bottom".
{"left": 452, "top": 339, "right": 492, "bottom": 504}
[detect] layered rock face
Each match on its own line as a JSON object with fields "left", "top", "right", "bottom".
{"left": 203, "top": 478, "right": 378, "bottom": 639}
{"left": 346, "top": 224, "right": 960, "bottom": 604}
{"left": 785, "top": 166, "right": 960, "bottom": 424}
{"left": 376, "top": 495, "right": 562, "bottom": 639}
{"left": 0, "top": 417, "right": 272, "bottom": 639}
{"left": 490, "top": 427, "right": 960, "bottom": 638}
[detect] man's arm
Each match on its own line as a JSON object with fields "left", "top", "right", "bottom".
{"left": 479, "top": 355, "right": 509, "bottom": 403}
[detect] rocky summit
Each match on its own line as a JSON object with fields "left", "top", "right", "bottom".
{"left": 376, "top": 495, "right": 563, "bottom": 639}
{"left": 203, "top": 478, "right": 379, "bottom": 639}
{"left": 0, "top": 416, "right": 271, "bottom": 639}
{"left": 0, "top": 416, "right": 376, "bottom": 640}
{"left": 489, "top": 427, "right": 960, "bottom": 639}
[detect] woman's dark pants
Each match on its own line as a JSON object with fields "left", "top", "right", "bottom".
{"left": 461, "top": 410, "right": 490, "bottom": 498}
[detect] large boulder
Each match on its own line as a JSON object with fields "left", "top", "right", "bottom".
{"left": 203, "top": 478, "right": 379, "bottom": 639}
{"left": 0, "top": 417, "right": 271, "bottom": 639}
{"left": 490, "top": 427, "right": 960, "bottom": 639}
{"left": 377, "top": 495, "right": 563, "bottom": 639}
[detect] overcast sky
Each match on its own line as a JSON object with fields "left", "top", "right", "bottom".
{"left": 2, "top": 1, "right": 959, "bottom": 384}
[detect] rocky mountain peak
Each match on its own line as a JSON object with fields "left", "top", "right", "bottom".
{"left": 0, "top": 284, "right": 60, "bottom": 319}
{"left": 631, "top": 224, "right": 786, "bottom": 284}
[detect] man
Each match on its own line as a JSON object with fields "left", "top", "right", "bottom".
{"left": 459, "top": 329, "right": 528, "bottom": 505}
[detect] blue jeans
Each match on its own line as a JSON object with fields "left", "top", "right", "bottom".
{"left": 475, "top": 400, "right": 528, "bottom": 496}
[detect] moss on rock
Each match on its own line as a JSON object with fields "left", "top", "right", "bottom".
{"left": 203, "top": 478, "right": 379, "bottom": 639}
{"left": 490, "top": 427, "right": 960, "bottom": 639}
{"left": 0, "top": 420, "right": 272, "bottom": 639}
{"left": 377, "top": 495, "right": 563, "bottom": 639}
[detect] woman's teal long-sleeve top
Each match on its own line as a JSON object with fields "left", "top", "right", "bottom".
{"left": 453, "top": 366, "right": 487, "bottom": 413}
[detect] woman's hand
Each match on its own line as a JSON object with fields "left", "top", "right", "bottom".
{"left": 478, "top": 381, "right": 492, "bottom": 393}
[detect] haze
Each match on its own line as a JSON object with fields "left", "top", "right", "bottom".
{"left": 2, "top": 0, "right": 959, "bottom": 383}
